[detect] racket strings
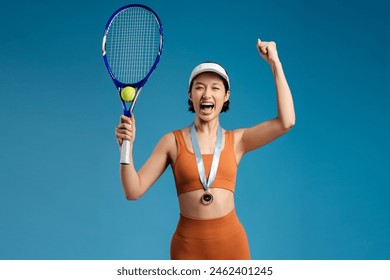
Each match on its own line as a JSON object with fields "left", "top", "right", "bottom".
{"left": 106, "top": 7, "right": 161, "bottom": 84}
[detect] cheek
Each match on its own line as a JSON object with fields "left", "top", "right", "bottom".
{"left": 216, "top": 96, "right": 226, "bottom": 109}
{"left": 190, "top": 90, "right": 202, "bottom": 101}
{"left": 220, "top": 93, "right": 229, "bottom": 103}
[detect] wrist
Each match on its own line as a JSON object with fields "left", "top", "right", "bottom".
{"left": 270, "top": 59, "right": 282, "bottom": 74}
{"left": 270, "top": 58, "right": 281, "bottom": 68}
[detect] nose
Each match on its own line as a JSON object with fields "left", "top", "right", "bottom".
{"left": 202, "top": 88, "right": 212, "bottom": 99}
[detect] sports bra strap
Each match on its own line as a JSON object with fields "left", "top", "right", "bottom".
{"left": 173, "top": 130, "right": 185, "bottom": 154}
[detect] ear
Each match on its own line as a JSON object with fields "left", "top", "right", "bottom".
{"left": 224, "top": 90, "right": 230, "bottom": 102}
{"left": 188, "top": 91, "right": 192, "bottom": 101}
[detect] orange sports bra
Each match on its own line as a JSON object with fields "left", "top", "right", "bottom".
{"left": 172, "top": 129, "right": 238, "bottom": 196}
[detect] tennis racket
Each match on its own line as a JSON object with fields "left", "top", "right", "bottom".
{"left": 102, "top": 4, "right": 163, "bottom": 164}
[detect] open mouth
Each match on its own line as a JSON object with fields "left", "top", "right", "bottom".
{"left": 200, "top": 102, "right": 215, "bottom": 111}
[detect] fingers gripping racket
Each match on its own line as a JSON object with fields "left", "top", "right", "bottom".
{"left": 102, "top": 4, "right": 163, "bottom": 164}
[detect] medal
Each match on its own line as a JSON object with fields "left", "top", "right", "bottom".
{"left": 190, "top": 123, "right": 222, "bottom": 206}
{"left": 201, "top": 192, "right": 214, "bottom": 205}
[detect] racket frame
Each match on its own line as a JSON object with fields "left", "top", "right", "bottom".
{"left": 102, "top": 4, "right": 163, "bottom": 164}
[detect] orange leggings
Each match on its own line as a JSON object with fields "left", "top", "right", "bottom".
{"left": 170, "top": 209, "right": 250, "bottom": 260}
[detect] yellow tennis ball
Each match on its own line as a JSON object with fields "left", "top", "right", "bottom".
{"left": 121, "top": 87, "right": 136, "bottom": 102}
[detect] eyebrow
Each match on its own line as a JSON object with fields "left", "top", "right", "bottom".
{"left": 194, "top": 81, "right": 223, "bottom": 86}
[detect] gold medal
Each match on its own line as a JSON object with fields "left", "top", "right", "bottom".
{"left": 201, "top": 192, "right": 213, "bottom": 205}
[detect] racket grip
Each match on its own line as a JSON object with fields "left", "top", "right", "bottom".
{"left": 120, "top": 139, "right": 131, "bottom": 164}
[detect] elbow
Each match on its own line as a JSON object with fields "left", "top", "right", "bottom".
{"left": 277, "top": 114, "right": 295, "bottom": 131}
{"left": 125, "top": 192, "right": 142, "bottom": 201}
{"left": 283, "top": 113, "right": 296, "bottom": 130}
{"left": 285, "top": 121, "right": 295, "bottom": 130}
{"left": 281, "top": 120, "right": 295, "bottom": 132}
{"left": 281, "top": 119, "right": 295, "bottom": 131}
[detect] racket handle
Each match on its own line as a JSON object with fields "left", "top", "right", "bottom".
{"left": 120, "top": 139, "right": 131, "bottom": 164}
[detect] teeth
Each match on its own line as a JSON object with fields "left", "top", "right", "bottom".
{"left": 201, "top": 102, "right": 214, "bottom": 106}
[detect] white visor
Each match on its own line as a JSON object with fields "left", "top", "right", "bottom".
{"left": 189, "top": 63, "right": 230, "bottom": 89}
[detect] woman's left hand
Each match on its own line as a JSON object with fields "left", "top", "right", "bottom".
{"left": 256, "top": 38, "right": 280, "bottom": 65}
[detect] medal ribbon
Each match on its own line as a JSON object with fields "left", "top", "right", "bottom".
{"left": 190, "top": 122, "right": 223, "bottom": 191}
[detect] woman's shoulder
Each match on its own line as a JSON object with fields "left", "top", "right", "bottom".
{"left": 159, "top": 126, "right": 188, "bottom": 147}
{"left": 159, "top": 131, "right": 176, "bottom": 144}
{"left": 171, "top": 126, "right": 190, "bottom": 139}
{"left": 158, "top": 128, "right": 189, "bottom": 164}
{"left": 228, "top": 128, "right": 246, "bottom": 152}
{"left": 227, "top": 128, "right": 245, "bottom": 139}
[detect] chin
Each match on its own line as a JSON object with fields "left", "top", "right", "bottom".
{"left": 197, "top": 113, "right": 218, "bottom": 122}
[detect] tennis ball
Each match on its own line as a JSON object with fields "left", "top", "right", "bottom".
{"left": 121, "top": 87, "right": 136, "bottom": 102}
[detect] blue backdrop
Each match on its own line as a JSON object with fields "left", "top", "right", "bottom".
{"left": 1, "top": 0, "right": 389, "bottom": 260}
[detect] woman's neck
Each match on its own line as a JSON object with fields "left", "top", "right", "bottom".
{"left": 193, "top": 118, "right": 220, "bottom": 135}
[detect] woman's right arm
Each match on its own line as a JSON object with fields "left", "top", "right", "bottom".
{"left": 115, "top": 115, "right": 175, "bottom": 200}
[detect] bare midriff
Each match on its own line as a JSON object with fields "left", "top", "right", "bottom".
{"left": 178, "top": 188, "right": 235, "bottom": 219}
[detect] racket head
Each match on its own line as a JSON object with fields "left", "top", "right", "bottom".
{"left": 102, "top": 4, "right": 163, "bottom": 110}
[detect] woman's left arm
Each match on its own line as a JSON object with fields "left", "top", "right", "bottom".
{"left": 236, "top": 38, "right": 295, "bottom": 157}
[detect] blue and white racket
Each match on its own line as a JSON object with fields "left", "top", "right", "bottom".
{"left": 102, "top": 4, "right": 163, "bottom": 164}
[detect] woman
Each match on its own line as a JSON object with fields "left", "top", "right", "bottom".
{"left": 115, "top": 38, "right": 295, "bottom": 259}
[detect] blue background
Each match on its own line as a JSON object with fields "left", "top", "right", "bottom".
{"left": 1, "top": 0, "right": 389, "bottom": 260}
